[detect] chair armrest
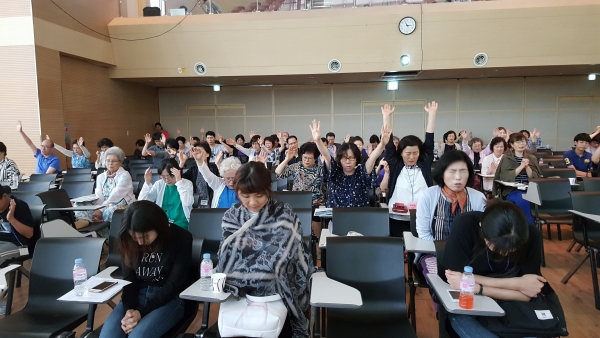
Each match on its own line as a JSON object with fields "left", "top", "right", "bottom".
{"left": 310, "top": 271, "right": 362, "bottom": 308}
{"left": 426, "top": 274, "right": 505, "bottom": 317}
{"left": 0, "top": 265, "right": 21, "bottom": 296}
{"left": 95, "top": 266, "right": 119, "bottom": 279}
{"left": 179, "top": 279, "right": 231, "bottom": 303}
{"left": 403, "top": 232, "right": 436, "bottom": 254}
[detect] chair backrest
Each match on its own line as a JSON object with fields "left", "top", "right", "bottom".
{"left": 529, "top": 178, "right": 573, "bottom": 214}
{"left": 60, "top": 181, "right": 95, "bottom": 199}
{"left": 107, "top": 209, "right": 125, "bottom": 267}
{"left": 66, "top": 168, "right": 92, "bottom": 175}
{"left": 36, "top": 189, "right": 75, "bottom": 225}
{"left": 9, "top": 191, "right": 43, "bottom": 205}
{"left": 272, "top": 191, "right": 313, "bottom": 209}
{"left": 294, "top": 208, "right": 312, "bottom": 238}
{"left": 582, "top": 177, "right": 600, "bottom": 192}
{"left": 130, "top": 166, "right": 156, "bottom": 179}
{"left": 331, "top": 207, "right": 389, "bottom": 236}
{"left": 327, "top": 236, "right": 406, "bottom": 315}
{"left": 552, "top": 151, "right": 566, "bottom": 156}
{"left": 26, "top": 237, "right": 105, "bottom": 309}
{"left": 541, "top": 167, "right": 576, "bottom": 179}
{"left": 62, "top": 174, "right": 92, "bottom": 182}
{"left": 188, "top": 209, "right": 228, "bottom": 264}
{"left": 132, "top": 180, "right": 143, "bottom": 198}
{"left": 569, "top": 191, "right": 600, "bottom": 215}
{"left": 16, "top": 181, "right": 51, "bottom": 192}
{"left": 135, "top": 173, "right": 161, "bottom": 184}
{"left": 40, "top": 219, "right": 86, "bottom": 238}
{"left": 29, "top": 173, "right": 57, "bottom": 183}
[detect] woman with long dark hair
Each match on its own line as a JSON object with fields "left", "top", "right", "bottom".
{"left": 100, "top": 201, "right": 192, "bottom": 338}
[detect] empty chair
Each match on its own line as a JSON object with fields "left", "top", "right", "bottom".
{"left": 131, "top": 167, "right": 156, "bottom": 180}
{"left": 272, "top": 191, "right": 313, "bottom": 209}
{"left": 331, "top": 207, "right": 389, "bottom": 236}
{"left": 16, "top": 181, "right": 51, "bottom": 192}
{"left": 60, "top": 181, "right": 95, "bottom": 199}
{"left": 37, "top": 189, "right": 110, "bottom": 234}
{"left": 541, "top": 167, "right": 576, "bottom": 179}
{"left": 135, "top": 173, "right": 161, "bottom": 184}
{"left": 187, "top": 208, "right": 227, "bottom": 263}
{"left": 323, "top": 236, "right": 415, "bottom": 337}
{"left": 294, "top": 208, "right": 316, "bottom": 265}
{"left": 0, "top": 237, "right": 105, "bottom": 336}
{"left": 529, "top": 178, "right": 573, "bottom": 241}
{"left": 104, "top": 209, "right": 124, "bottom": 278}
{"left": 29, "top": 173, "right": 57, "bottom": 183}
{"left": 62, "top": 173, "right": 92, "bottom": 182}
{"left": 66, "top": 168, "right": 92, "bottom": 175}
{"left": 582, "top": 177, "right": 600, "bottom": 191}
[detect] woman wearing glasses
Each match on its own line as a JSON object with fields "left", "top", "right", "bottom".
{"left": 138, "top": 158, "right": 194, "bottom": 230}
{"left": 494, "top": 133, "right": 542, "bottom": 224}
{"left": 309, "top": 119, "right": 390, "bottom": 209}
{"left": 190, "top": 146, "right": 242, "bottom": 208}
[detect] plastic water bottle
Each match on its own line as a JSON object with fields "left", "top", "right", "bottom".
{"left": 10, "top": 174, "right": 18, "bottom": 190}
{"left": 539, "top": 158, "right": 544, "bottom": 165}
{"left": 459, "top": 266, "right": 475, "bottom": 309}
{"left": 200, "top": 253, "right": 213, "bottom": 291}
{"left": 73, "top": 258, "right": 88, "bottom": 296}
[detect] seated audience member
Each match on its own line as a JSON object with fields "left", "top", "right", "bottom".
{"left": 0, "top": 142, "right": 20, "bottom": 182}
{"left": 325, "top": 132, "right": 340, "bottom": 158}
{"left": 142, "top": 133, "right": 167, "bottom": 168}
{"left": 95, "top": 138, "right": 115, "bottom": 169}
{"left": 52, "top": 136, "right": 91, "bottom": 169}
{"left": 216, "top": 162, "right": 313, "bottom": 338}
{"left": 480, "top": 127, "right": 510, "bottom": 157}
{"left": 192, "top": 147, "right": 242, "bottom": 208}
{"left": 587, "top": 126, "right": 600, "bottom": 153}
{"left": 436, "top": 130, "right": 461, "bottom": 156}
{"left": 0, "top": 186, "right": 34, "bottom": 266}
{"left": 155, "top": 122, "right": 170, "bottom": 139}
{"left": 262, "top": 136, "right": 282, "bottom": 166}
{"left": 494, "top": 133, "right": 541, "bottom": 224}
{"left": 369, "top": 134, "right": 380, "bottom": 150}
{"left": 133, "top": 139, "right": 145, "bottom": 158}
{"left": 138, "top": 158, "right": 193, "bottom": 230}
{"left": 459, "top": 131, "right": 483, "bottom": 170}
{"left": 100, "top": 201, "right": 192, "bottom": 338}
{"left": 227, "top": 135, "right": 263, "bottom": 162}
{"left": 276, "top": 141, "right": 324, "bottom": 237}
{"left": 175, "top": 136, "right": 189, "bottom": 154}
{"left": 563, "top": 133, "right": 593, "bottom": 177}
{"left": 183, "top": 141, "right": 220, "bottom": 208}
{"left": 381, "top": 103, "right": 437, "bottom": 236}
{"left": 348, "top": 136, "right": 369, "bottom": 164}
{"left": 232, "top": 134, "right": 249, "bottom": 163}
{"left": 480, "top": 137, "right": 507, "bottom": 192}
{"left": 74, "top": 147, "right": 136, "bottom": 232}
{"left": 145, "top": 136, "right": 187, "bottom": 166}
{"left": 442, "top": 201, "right": 545, "bottom": 338}
{"left": 205, "top": 131, "right": 231, "bottom": 164}
{"left": 16, "top": 120, "right": 60, "bottom": 174}
{"left": 279, "top": 135, "right": 300, "bottom": 165}
{"left": 520, "top": 128, "right": 542, "bottom": 150}
{"left": 310, "top": 119, "right": 390, "bottom": 208}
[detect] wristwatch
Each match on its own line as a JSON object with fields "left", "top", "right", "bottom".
{"left": 477, "top": 283, "right": 483, "bottom": 295}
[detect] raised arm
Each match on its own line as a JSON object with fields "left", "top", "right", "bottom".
{"left": 53, "top": 143, "right": 74, "bottom": 157}
{"left": 78, "top": 137, "right": 91, "bottom": 158}
{"left": 142, "top": 133, "right": 155, "bottom": 157}
{"left": 459, "top": 130, "right": 472, "bottom": 157}
{"left": 365, "top": 124, "right": 392, "bottom": 175}
{"left": 275, "top": 144, "right": 297, "bottom": 176}
{"left": 310, "top": 120, "right": 330, "bottom": 169}
{"left": 589, "top": 126, "right": 600, "bottom": 139}
{"left": 381, "top": 104, "right": 393, "bottom": 128}
{"left": 425, "top": 101, "right": 438, "bottom": 133}
{"left": 191, "top": 146, "right": 223, "bottom": 190}
{"left": 16, "top": 121, "right": 38, "bottom": 155}
{"left": 217, "top": 134, "right": 234, "bottom": 154}
{"left": 593, "top": 146, "right": 600, "bottom": 164}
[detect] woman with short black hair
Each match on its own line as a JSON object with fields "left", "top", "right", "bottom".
{"left": 436, "top": 130, "right": 461, "bottom": 156}
{"left": 0, "top": 142, "right": 20, "bottom": 182}
{"left": 217, "top": 162, "right": 313, "bottom": 338}
{"left": 100, "top": 200, "right": 191, "bottom": 338}
{"left": 95, "top": 138, "right": 114, "bottom": 169}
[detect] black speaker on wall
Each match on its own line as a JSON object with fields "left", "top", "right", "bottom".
{"left": 143, "top": 7, "right": 161, "bottom": 17}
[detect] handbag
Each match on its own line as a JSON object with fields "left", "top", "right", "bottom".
{"left": 477, "top": 283, "right": 568, "bottom": 337}
{"left": 218, "top": 293, "right": 288, "bottom": 338}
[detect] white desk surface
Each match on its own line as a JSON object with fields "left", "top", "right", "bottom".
{"left": 58, "top": 276, "right": 130, "bottom": 304}
{"left": 319, "top": 229, "right": 338, "bottom": 249}
{"left": 310, "top": 272, "right": 362, "bottom": 308}
{"left": 476, "top": 173, "right": 495, "bottom": 178}
{"left": 179, "top": 279, "right": 231, "bottom": 303}
{"left": 46, "top": 205, "right": 105, "bottom": 211}
{"left": 403, "top": 232, "right": 436, "bottom": 254}
{"left": 495, "top": 180, "right": 528, "bottom": 190}
{"left": 569, "top": 210, "right": 600, "bottom": 223}
{"left": 426, "top": 274, "right": 505, "bottom": 317}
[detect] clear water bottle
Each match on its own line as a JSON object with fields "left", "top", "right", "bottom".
{"left": 10, "top": 174, "right": 18, "bottom": 190}
{"left": 73, "top": 258, "right": 88, "bottom": 296}
{"left": 459, "top": 266, "right": 475, "bottom": 309}
{"left": 539, "top": 158, "right": 544, "bottom": 165}
{"left": 200, "top": 253, "right": 213, "bottom": 291}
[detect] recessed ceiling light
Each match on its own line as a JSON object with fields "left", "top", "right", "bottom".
{"left": 213, "top": 85, "right": 221, "bottom": 91}
{"left": 387, "top": 81, "right": 399, "bottom": 91}
{"left": 589, "top": 74, "right": 597, "bottom": 81}
{"left": 400, "top": 55, "right": 410, "bottom": 67}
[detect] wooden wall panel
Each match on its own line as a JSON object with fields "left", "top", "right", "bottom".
{"left": 0, "top": 0, "right": 31, "bottom": 19}
{"left": 32, "top": 0, "right": 119, "bottom": 43}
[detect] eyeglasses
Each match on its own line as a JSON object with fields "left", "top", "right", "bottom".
{"left": 160, "top": 175, "right": 173, "bottom": 180}
{"left": 106, "top": 160, "right": 120, "bottom": 164}
{"left": 341, "top": 156, "right": 356, "bottom": 162}
{"left": 223, "top": 177, "right": 235, "bottom": 182}
{"left": 302, "top": 156, "right": 315, "bottom": 161}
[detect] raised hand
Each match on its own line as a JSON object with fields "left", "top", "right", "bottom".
{"left": 424, "top": 101, "right": 438, "bottom": 114}
{"left": 381, "top": 104, "right": 394, "bottom": 116}
{"left": 438, "top": 141, "right": 443, "bottom": 148}
{"left": 460, "top": 130, "right": 468, "bottom": 141}
{"left": 257, "top": 137, "right": 264, "bottom": 145}
{"left": 380, "top": 124, "right": 393, "bottom": 145}
{"left": 533, "top": 129, "right": 540, "bottom": 139}
{"left": 190, "top": 147, "right": 205, "bottom": 164}
{"left": 46, "top": 135, "right": 50, "bottom": 140}
{"left": 366, "top": 144, "right": 373, "bottom": 155}
{"left": 285, "top": 145, "right": 298, "bottom": 161}
{"left": 255, "top": 150, "right": 268, "bottom": 163}
{"left": 308, "top": 137, "right": 314, "bottom": 143}
{"left": 77, "top": 137, "right": 84, "bottom": 147}
{"left": 6, "top": 199, "right": 16, "bottom": 223}
{"left": 16, "top": 121, "right": 22, "bottom": 132}
{"left": 160, "top": 133, "right": 166, "bottom": 145}
{"left": 309, "top": 120, "right": 321, "bottom": 142}
{"left": 177, "top": 149, "right": 188, "bottom": 165}
{"left": 344, "top": 134, "right": 351, "bottom": 143}
{"left": 217, "top": 134, "right": 224, "bottom": 142}
{"left": 277, "top": 130, "right": 282, "bottom": 140}
{"left": 249, "top": 131, "right": 258, "bottom": 138}
{"left": 176, "top": 129, "right": 182, "bottom": 136}
{"left": 493, "top": 128, "right": 499, "bottom": 138}
{"left": 225, "top": 138, "right": 235, "bottom": 146}
{"left": 200, "top": 127, "right": 205, "bottom": 134}
{"left": 383, "top": 160, "right": 390, "bottom": 174}
{"left": 170, "top": 167, "right": 182, "bottom": 181}
{"left": 144, "top": 168, "right": 153, "bottom": 184}
{"left": 144, "top": 133, "right": 152, "bottom": 144}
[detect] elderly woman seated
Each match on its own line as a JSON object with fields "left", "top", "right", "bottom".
{"left": 74, "top": 147, "right": 136, "bottom": 234}
{"left": 190, "top": 146, "right": 242, "bottom": 208}
{"left": 216, "top": 162, "right": 314, "bottom": 338}
{"left": 0, "top": 142, "right": 20, "bottom": 182}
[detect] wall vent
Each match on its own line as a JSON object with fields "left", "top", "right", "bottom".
{"left": 328, "top": 59, "right": 341, "bottom": 73}
{"left": 194, "top": 62, "right": 207, "bottom": 75}
{"left": 473, "top": 53, "right": 488, "bottom": 67}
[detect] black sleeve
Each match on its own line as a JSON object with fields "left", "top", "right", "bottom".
{"left": 520, "top": 224, "right": 542, "bottom": 276}
{"left": 15, "top": 199, "right": 34, "bottom": 229}
{"left": 182, "top": 168, "right": 197, "bottom": 193}
{"left": 121, "top": 261, "right": 141, "bottom": 311}
{"left": 441, "top": 213, "right": 480, "bottom": 278}
{"left": 423, "top": 132, "right": 435, "bottom": 164}
{"left": 385, "top": 133, "right": 397, "bottom": 164}
{"left": 137, "top": 228, "right": 193, "bottom": 318}
{"left": 208, "top": 163, "right": 220, "bottom": 177}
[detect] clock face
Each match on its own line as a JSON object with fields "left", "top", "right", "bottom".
{"left": 399, "top": 17, "right": 416, "bottom": 35}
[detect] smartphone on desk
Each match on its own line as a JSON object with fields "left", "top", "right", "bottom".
{"left": 88, "top": 281, "right": 118, "bottom": 293}
{"left": 447, "top": 290, "right": 460, "bottom": 302}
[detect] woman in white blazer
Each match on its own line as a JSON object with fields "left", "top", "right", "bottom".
{"left": 138, "top": 158, "right": 194, "bottom": 230}
{"left": 191, "top": 146, "right": 242, "bottom": 209}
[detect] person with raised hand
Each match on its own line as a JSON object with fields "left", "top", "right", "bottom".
{"left": 138, "top": 158, "right": 193, "bottom": 230}
{"left": 226, "top": 135, "right": 262, "bottom": 162}
{"left": 382, "top": 102, "right": 437, "bottom": 236}
{"left": 310, "top": 119, "right": 390, "bottom": 209}
{"left": 16, "top": 120, "right": 60, "bottom": 174}
{"left": 191, "top": 145, "right": 241, "bottom": 208}
{"left": 52, "top": 136, "right": 91, "bottom": 169}
{"left": 436, "top": 130, "right": 461, "bottom": 156}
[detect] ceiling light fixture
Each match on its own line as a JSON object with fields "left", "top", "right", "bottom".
{"left": 589, "top": 74, "right": 597, "bottom": 81}
{"left": 387, "top": 81, "right": 399, "bottom": 91}
{"left": 400, "top": 55, "right": 410, "bottom": 67}
{"left": 213, "top": 85, "right": 221, "bottom": 91}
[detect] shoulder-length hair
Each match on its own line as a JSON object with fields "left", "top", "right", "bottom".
{"left": 397, "top": 135, "right": 424, "bottom": 159}
{"left": 489, "top": 137, "right": 507, "bottom": 151}
{"left": 234, "top": 162, "right": 272, "bottom": 199}
{"left": 432, "top": 150, "right": 475, "bottom": 188}
{"left": 335, "top": 142, "right": 361, "bottom": 164}
{"left": 118, "top": 201, "right": 171, "bottom": 268}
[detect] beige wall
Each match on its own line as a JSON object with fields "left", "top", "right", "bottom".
{"left": 0, "top": 0, "right": 40, "bottom": 175}
{"left": 108, "top": 0, "right": 600, "bottom": 79}
{"left": 159, "top": 76, "right": 600, "bottom": 151}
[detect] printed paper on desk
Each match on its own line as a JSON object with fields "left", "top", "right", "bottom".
{"left": 70, "top": 194, "right": 99, "bottom": 203}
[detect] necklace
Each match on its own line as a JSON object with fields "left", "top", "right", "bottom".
{"left": 403, "top": 165, "right": 420, "bottom": 202}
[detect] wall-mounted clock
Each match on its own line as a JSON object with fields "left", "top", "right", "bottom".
{"left": 399, "top": 17, "right": 416, "bottom": 35}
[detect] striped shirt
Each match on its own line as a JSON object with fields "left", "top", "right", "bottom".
{"left": 514, "top": 156, "right": 529, "bottom": 184}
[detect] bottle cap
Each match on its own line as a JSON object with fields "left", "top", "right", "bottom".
{"left": 75, "top": 258, "right": 83, "bottom": 264}
{"left": 464, "top": 266, "right": 473, "bottom": 273}
{"left": 203, "top": 253, "right": 211, "bottom": 259}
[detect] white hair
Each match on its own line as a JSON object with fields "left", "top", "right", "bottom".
{"left": 219, "top": 157, "right": 242, "bottom": 176}
{"left": 104, "top": 146, "right": 125, "bottom": 162}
